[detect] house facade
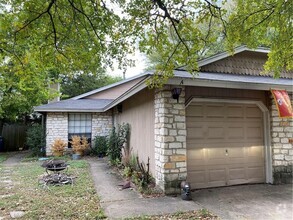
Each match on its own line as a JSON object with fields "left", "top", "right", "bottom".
{"left": 35, "top": 47, "right": 293, "bottom": 194}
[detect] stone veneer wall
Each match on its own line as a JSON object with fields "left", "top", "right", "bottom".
{"left": 46, "top": 112, "right": 113, "bottom": 155}
{"left": 270, "top": 94, "right": 293, "bottom": 184}
{"left": 46, "top": 112, "right": 68, "bottom": 155}
{"left": 91, "top": 112, "right": 113, "bottom": 140}
{"left": 154, "top": 85, "right": 187, "bottom": 194}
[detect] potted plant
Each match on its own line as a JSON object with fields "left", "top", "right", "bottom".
{"left": 51, "top": 138, "right": 67, "bottom": 157}
{"left": 70, "top": 135, "right": 89, "bottom": 158}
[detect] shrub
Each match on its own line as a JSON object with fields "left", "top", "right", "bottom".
{"left": 70, "top": 135, "right": 89, "bottom": 154}
{"left": 107, "top": 127, "right": 120, "bottom": 163}
{"left": 92, "top": 136, "right": 107, "bottom": 157}
{"left": 26, "top": 124, "right": 45, "bottom": 156}
{"left": 51, "top": 138, "right": 67, "bottom": 154}
{"left": 107, "top": 123, "right": 130, "bottom": 165}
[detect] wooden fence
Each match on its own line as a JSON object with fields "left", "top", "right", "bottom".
{"left": 1, "top": 124, "right": 27, "bottom": 152}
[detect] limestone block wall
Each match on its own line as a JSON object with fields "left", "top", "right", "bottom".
{"left": 154, "top": 85, "right": 187, "bottom": 194}
{"left": 46, "top": 112, "right": 68, "bottom": 155}
{"left": 270, "top": 94, "right": 293, "bottom": 184}
{"left": 91, "top": 112, "right": 113, "bottom": 140}
{"left": 46, "top": 111, "right": 113, "bottom": 155}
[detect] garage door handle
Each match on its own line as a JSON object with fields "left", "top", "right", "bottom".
{"left": 225, "top": 149, "right": 228, "bottom": 156}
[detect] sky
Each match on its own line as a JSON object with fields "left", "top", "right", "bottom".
{"left": 105, "top": 2, "right": 147, "bottom": 79}
{"left": 107, "top": 50, "right": 147, "bottom": 79}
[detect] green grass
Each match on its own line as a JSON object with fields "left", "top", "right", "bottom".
{"left": 124, "top": 209, "right": 219, "bottom": 220}
{"left": 0, "top": 152, "right": 10, "bottom": 163}
{"left": 0, "top": 159, "right": 106, "bottom": 219}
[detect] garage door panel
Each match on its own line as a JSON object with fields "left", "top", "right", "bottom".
{"left": 228, "top": 167, "right": 246, "bottom": 180}
{"left": 246, "top": 106, "right": 262, "bottom": 118}
{"left": 187, "top": 149, "right": 204, "bottom": 167}
{"left": 208, "top": 127, "right": 225, "bottom": 139}
{"left": 247, "top": 126, "right": 263, "bottom": 139}
{"left": 187, "top": 127, "right": 205, "bottom": 139}
{"left": 227, "top": 147, "right": 245, "bottom": 158}
{"left": 186, "top": 105, "right": 203, "bottom": 117}
{"left": 227, "top": 126, "right": 245, "bottom": 139}
{"left": 187, "top": 169, "right": 206, "bottom": 188}
{"left": 227, "top": 106, "right": 244, "bottom": 118}
{"left": 187, "top": 102, "right": 265, "bottom": 189}
{"left": 206, "top": 105, "right": 225, "bottom": 118}
{"left": 206, "top": 148, "right": 226, "bottom": 160}
{"left": 209, "top": 168, "right": 226, "bottom": 182}
{"left": 247, "top": 166, "right": 265, "bottom": 180}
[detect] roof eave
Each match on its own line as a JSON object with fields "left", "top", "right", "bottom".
{"left": 34, "top": 108, "right": 105, "bottom": 113}
{"left": 168, "top": 75, "right": 293, "bottom": 92}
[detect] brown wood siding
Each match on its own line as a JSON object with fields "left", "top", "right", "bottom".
{"left": 116, "top": 88, "right": 155, "bottom": 175}
{"left": 185, "top": 87, "right": 267, "bottom": 104}
{"left": 200, "top": 51, "right": 292, "bottom": 79}
{"left": 84, "top": 77, "right": 145, "bottom": 100}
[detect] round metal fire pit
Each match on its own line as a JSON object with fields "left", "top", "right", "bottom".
{"left": 42, "top": 159, "right": 68, "bottom": 173}
{"left": 46, "top": 166, "right": 67, "bottom": 172}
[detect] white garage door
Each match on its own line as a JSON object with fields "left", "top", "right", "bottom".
{"left": 186, "top": 102, "right": 265, "bottom": 189}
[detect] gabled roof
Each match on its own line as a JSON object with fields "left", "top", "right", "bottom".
{"left": 71, "top": 72, "right": 150, "bottom": 100}
{"left": 197, "top": 45, "right": 270, "bottom": 67}
{"left": 35, "top": 46, "right": 292, "bottom": 113}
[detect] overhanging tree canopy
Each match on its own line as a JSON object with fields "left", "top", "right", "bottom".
{"left": 0, "top": 0, "right": 292, "bottom": 119}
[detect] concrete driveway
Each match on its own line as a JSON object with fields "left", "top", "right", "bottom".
{"left": 193, "top": 184, "right": 293, "bottom": 220}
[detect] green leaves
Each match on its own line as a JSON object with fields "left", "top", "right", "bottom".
{"left": 0, "top": 0, "right": 291, "bottom": 120}
{"left": 225, "top": 0, "right": 292, "bottom": 77}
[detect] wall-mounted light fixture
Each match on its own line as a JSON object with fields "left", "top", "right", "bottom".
{"left": 172, "top": 88, "right": 182, "bottom": 103}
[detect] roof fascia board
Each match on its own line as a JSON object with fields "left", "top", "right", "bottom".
{"left": 34, "top": 108, "right": 104, "bottom": 113}
{"left": 103, "top": 77, "right": 150, "bottom": 111}
{"left": 167, "top": 77, "right": 293, "bottom": 92}
{"left": 71, "top": 73, "right": 150, "bottom": 100}
{"left": 198, "top": 45, "right": 270, "bottom": 67}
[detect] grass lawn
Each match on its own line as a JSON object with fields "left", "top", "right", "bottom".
{"left": 0, "top": 159, "right": 105, "bottom": 219}
{"left": 0, "top": 152, "right": 10, "bottom": 163}
{"left": 125, "top": 209, "right": 219, "bottom": 220}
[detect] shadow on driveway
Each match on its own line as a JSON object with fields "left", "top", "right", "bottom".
{"left": 193, "top": 184, "right": 293, "bottom": 220}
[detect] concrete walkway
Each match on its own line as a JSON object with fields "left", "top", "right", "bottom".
{"left": 193, "top": 184, "right": 293, "bottom": 220}
{"left": 0, "top": 151, "right": 30, "bottom": 219}
{"left": 87, "top": 158, "right": 199, "bottom": 219}
{"left": 2, "top": 151, "right": 30, "bottom": 166}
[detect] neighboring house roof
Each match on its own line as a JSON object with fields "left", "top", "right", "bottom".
{"left": 34, "top": 99, "right": 113, "bottom": 112}
{"left": 34, "top": 46, "right": 293, "bottom": 113}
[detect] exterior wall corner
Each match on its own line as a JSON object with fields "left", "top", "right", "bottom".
{"left": 46, "top": 112, "right": 68, "bottom": 156}
{"left": 154, "top": 85, "right": 187, "bottom": 194}
{"left": 270, "top": 93, "right": 293, "bottom": 184}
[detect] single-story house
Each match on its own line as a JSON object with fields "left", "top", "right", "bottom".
{"left": 35, "top": 46, "right": 293, "bottom": 194}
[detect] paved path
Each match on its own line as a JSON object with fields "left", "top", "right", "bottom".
{"left": 193, "top": 184, "right": 293, "bottom": 220}
{"left": 2, "top": 151, "right": 29, "bottom": 166}
{"left": 0, "top": 151, "right": 29, "bottom": 219}
{"left": 87, "top": 158, "right": 199, "bottom": 219}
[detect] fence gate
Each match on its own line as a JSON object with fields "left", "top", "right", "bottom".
{"left": 1, "top": 124, "right": 27, "bottom": 151}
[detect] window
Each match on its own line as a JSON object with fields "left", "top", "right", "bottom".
{"left": 68, "top": 113, "right": 92, "bottom": 146}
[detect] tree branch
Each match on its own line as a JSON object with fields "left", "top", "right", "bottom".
{"left": 67, "top": 0, "right": 104, "bottom": 44}
{"left": 152, "top": 0, "right": 190, "bottom": 56}
{"left": 15, "top": 0, "right": 56, "bottom": 34}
